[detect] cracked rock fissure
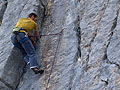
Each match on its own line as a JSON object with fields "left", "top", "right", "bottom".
{"left": 0, "top": 0, "right": 8, "bottom": 26}
{"left": 77, "top": 15, "right": 81, "bottom": 59}
{"left": 69, "top": 15, "right": 81, "bottom": 90}
{"left": 105, "top": 7, "right": 120, "bottom": 67}
{"left": 84, "top": 0, "right": 109, "bottom": 71}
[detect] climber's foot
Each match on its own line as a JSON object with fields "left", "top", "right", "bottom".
{"left": 32, "top": 67, "right": 44, "bottom": 74}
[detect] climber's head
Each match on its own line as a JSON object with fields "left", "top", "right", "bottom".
{"left": 28, "top": 13, "right": 38, "bottom": 22}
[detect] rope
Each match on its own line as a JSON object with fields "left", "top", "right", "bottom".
{"left": 40, "top": 0, "right": 63, "bottom": 89}
{"left": 28, "top": 30, "right": 63, "bottom": 37}
{"left": 42, "top": 30, "right": 63, "bottom": 90}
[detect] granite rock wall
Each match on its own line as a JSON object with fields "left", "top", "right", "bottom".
{"left": 0, "top": 0, "right": 120, "bottom": 90}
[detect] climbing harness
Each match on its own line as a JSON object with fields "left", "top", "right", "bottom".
{"left": 13, "top": 27, "right": 27, "bottom": 34}
{"left": 12, "top": 27, "right": 29, "bottom": 46}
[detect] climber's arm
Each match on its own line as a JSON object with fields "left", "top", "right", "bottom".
{"left": 35, "top": 29, "right": 39, "bottom": 41}
{"left": 28, "top": 31, "right": 36, "bottom": 48}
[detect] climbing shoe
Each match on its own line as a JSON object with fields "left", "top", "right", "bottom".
{"left": 32, "top": 68, "right": 44, "bottom": 74}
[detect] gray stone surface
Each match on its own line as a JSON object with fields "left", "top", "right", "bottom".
{"left": 0, "top": 81, "right": 11, "bottom": 90}
{"left": 0, "top": 47, "right": 25, "bottom": 90}
{"left": 17, "top": 0, "right": 80, "bottom": 90}
{"left": 0, "top": 0, "right": 7, "bottom": 25}
{"left": 77, "top": 0, "right": 120, "bottom": 90}
{"left": 1, "top": 0, "right": 120, "bottom": 90}
{"left": 0, "top": 0, "right": 45, "bottom": 89}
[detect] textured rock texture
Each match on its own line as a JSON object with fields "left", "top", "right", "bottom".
{"left": 0, "top": 0, "right": 46, "bottom": 89}
{"left": 0, "top": 0, "right": 7, "bottom": 25}
{"left": 0, "top": 0, "right": 120, "bottom": 90}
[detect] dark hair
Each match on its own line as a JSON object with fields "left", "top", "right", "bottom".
{"left": 28, "top": 13, "right": 38, "bottom": 18}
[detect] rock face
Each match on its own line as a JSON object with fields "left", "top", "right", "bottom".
{"left": 0, "top": 0, "right": 46, "bottom": 90}
{"left": 0, "top": 0, "right": 120, "bottom": 90}
{"left": 0, "top": 0, "right": 7, "bottom": 25}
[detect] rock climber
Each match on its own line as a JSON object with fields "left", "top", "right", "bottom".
{"left": 11, "top": 13, "right": 44, "bottom": 74}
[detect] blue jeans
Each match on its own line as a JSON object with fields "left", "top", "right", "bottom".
{"left": 11, "top": 32, "right": 38, "bottom": 69}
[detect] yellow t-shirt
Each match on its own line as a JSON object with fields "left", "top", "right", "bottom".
{"left": 15, "top": 18, "right": 37, "bottom": 33}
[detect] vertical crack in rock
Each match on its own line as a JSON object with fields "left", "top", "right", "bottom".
{"left": 77, "top": 15, "right": 81, "bottom": 59}
{"left": 104, "top": 7, "right": 120, "bottom": 68}
{"left": 39, "top": 1, "right": 46, "bottom": 27}
{"left": 39, "top": 0, "right": 46, "bottom": 8}
{"left": 85, "top": 0, "right": 109, "bottom": 71}
{"left": 99, "top": 3, "right": 120, "bottom": 88}
{"left": 69, "top": 15, "right": 81, "bottom": 90}
{"left": 68, "top": 0, "right": 81, "bottom": 88}
{"left": 0, "top": 0, "right": 8, "bottom": 26}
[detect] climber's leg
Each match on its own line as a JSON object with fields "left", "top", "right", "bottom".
{"left": 21, "top": 39, "right": 38, "bottom": 68}
{"left": 16, "top": 32, "right": 38, "bottom": 68}
{"left": 11, "top": 32, "right": 44, "bottom": 74}
{"left": 11, "top": 33, "right": 30, "bottom": 64}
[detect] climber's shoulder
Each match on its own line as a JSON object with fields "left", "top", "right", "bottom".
{"left": 18, "top": 18, "right": 31, "bottom": 22}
